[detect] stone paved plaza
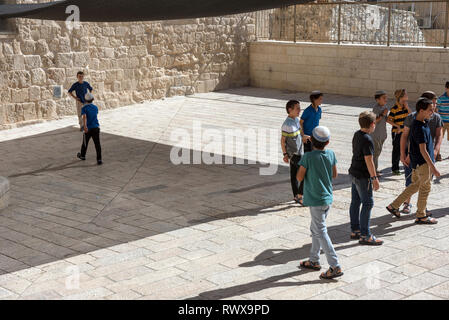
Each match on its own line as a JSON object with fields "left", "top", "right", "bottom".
{"left": 1, "top": 87, "right": 449, "bottom": 300}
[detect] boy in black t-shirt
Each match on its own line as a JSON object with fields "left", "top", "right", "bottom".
{"left": 387, "top": 98, "right": 440, "bottom": 224}
{"left": 348, "top": 111, "right": 383, "bottom": 245}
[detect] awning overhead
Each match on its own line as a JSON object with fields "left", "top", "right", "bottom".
{"left": 0, "top": 0, "right": 312, "bottom": 22}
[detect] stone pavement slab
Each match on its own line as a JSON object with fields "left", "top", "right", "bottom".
{"left": 0, "top": 87, "right": 449, "bottom": 300}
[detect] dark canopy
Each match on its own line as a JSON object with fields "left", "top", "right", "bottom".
{"left": 0, "top": 0, "right": 312, "bottom": 22}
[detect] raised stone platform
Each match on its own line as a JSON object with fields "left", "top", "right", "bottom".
{"left": 0, "top": 176, "right": 9, "bottom": 210}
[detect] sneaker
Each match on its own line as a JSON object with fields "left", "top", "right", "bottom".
{"left": 77, "top": 153, "right": 86, "bottom": 161}
{"left": 97, "top": 160, "right": 103, "bottom": 165}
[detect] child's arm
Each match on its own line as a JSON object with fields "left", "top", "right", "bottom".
{"left": 83, "top": 114, "right": 88, "bottom": 133}
{"left": 364, "top": 155, "right": 380, "bottom": 191}
{"left": 400, "top": 126, "right": 410, "bottom": 166}
{"left": 68, "top": 91, "right": 80, "bottom": 101}
{"left": 386, "top": 118, "right": 399, "bottom": 129}
{"left": 434, "top": 127, "right": 443, "bottom": 157}
{"left": 387, "top": 109, "right": 400, "bottom": 129}
{"left": 296, "top": 166, "right": 306, "bottom": 182}
{"left": 280, "top": 136, "right": 289, "bottom": 163}
{"left": 332, "top": 165, "right": 338, "bottom": 179}
{"left": 375, "top": 109, "right": 387, "bottom": 123}
{"left": 419, "top": 144, "right": 440, "bottom": 177}
{"left": 299, "top": 119, "right": 310, "bottom": 143}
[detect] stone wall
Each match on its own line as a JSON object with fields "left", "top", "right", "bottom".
{"left": 269, "top": 3, "right": 425, "bottom": 45}
{"left": 0, "top": 1, "right": 255, "bottom": 129}
{"left": 250, "top": 41, "right": 449, "bottom": 101}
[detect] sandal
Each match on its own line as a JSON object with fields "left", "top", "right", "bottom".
{"left": 401, "top": 202, "right": 412, "bottom": 214}
{"left": 350, "top": 231, "right": 361, "bottom": 240}
{"left": 359, "top": 235, "right": 384, "bottom": 246}
{"left": 300, "top": 260, "right": 321, "bottom": 270}
{"left": 320, "top": 266, "right": 344, "bottom": 280}
{"left": 415, "top": 217, "right": 438, "bottom": 224}
{"left": 386, "top": 205, "right": 401, "bottom": 218}
{"left": 294, "top": 195, "right": 304, "bottom": 206}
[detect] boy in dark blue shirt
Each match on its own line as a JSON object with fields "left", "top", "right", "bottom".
{"left": 387, "top": 98, "right": 440, "bottom": 224}
{"left": 300, "top": 91, "right": 323, "bottom": 153}
{"left": 77, "top": 92, "right": 102, "bottom": 165}
{"left": 68, "top": 71, "right": 93, "bottom": 131}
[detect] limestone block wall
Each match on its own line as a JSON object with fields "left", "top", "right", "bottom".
{"left": 250, "top": 41, "right": 449, "bottom": 100}
{"left": 0, "top": 3, "right": 255, "bottom": 129}
{"left": 269, "top": 4, "right": 425, "bottom": 45}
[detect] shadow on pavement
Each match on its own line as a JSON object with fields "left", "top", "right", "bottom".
{"left": 0, "top": 126, "right": 311, "bottom": 274}
{"left": 191, "top": 207, "right": 449, "bottom": 299}
{"left": 187, "top": 269, "right": 337, "bottom": 300}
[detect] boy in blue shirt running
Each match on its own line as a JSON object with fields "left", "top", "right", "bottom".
{"left": 296, "top": 126, "right": 343, "bottom": 280}
{"left": 77, "top": 92, "right": 102, "bottom": 165}
{"left": 68, "top": 71, "right": 93, "bottom": 131}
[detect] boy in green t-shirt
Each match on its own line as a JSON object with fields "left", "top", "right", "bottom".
{"left": 296, "top": 126, "right": 343, "bottom": 280}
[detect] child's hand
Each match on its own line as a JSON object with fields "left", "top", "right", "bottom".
{"left": 401, "top": 155, "right": 410, "bottom": 167}
{"left": 84, "top": 127, "right": 88, "bottom": 133}
{"left": 283, "top": 155, "right": 289, "bottom": 163}
{"left": 372, "top": 179, "right": 380, "bottom": 191}
{"left": 431, "top": 166, "right": 441, "bottom": 178}
{"left": 382, "top": 109, "right": 388, "bottom": 116}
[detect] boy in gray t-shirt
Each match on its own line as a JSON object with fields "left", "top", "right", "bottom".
{"left": 281, "top": 100, "right": 304, "bottom": 205}
{"left": 370, "top": 91, "right": 390, "bottom": 173}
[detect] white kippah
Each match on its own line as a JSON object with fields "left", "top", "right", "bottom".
{"left": 85, "top": 92, "right": 94, "bottom": 101}
{"left": 312, "top": 126, "right": 331, "bottom": 143}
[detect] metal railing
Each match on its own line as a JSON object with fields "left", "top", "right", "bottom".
{"left": 255, "top": 0, "right": 449, "bottom": 47}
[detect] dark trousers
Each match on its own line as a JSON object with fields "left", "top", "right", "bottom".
{"left": 349, "top": 176, "right": 374, "bottom": 237}
{"left": 81, "top": 127, "right": 102, "bottom": 161}
{"left": 290, "top": 154, "right": 304, "bottom": 197}
{"left": 304, "top": 140, "right": 313, "bottom": 153}
{"left": 404, "top": 148, "right": 412, "bottom": 187}
{"left": 392, "top": 132, "right": 402, "bottom": 172}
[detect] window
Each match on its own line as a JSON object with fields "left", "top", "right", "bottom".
{"left": 0, "top": 0, "right": 16, "bottom": 34}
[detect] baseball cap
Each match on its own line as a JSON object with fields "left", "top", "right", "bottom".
{"left": 312, "top": 126, "right": 331, "bottom": 143}
{"left": 375, "top": 90, "right": 386, "bottom": 96}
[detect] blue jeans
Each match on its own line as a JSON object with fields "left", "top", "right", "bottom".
{"left": 349, "top": 176, "right": 374, "bottom": 238}
{"left": 404, "top": 164, "right": 412, "bottom": 187}
{"left": 404, "top": 148, "right": 412, "bottom": 187}
{"left": 309, "top": 205, "right": 340, "bottom": 268}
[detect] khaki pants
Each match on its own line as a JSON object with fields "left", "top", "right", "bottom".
{"left": 76, "top": 100, "right": 84, "bottom": 128}
{"left": 391, "top": 163, "right": 432, "bottom": 218}
{"left": 373, "top": 138, "right": 386, "bottom": 171}
{"left": 443, "top": 123, "right": 449, "bottom": 141}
